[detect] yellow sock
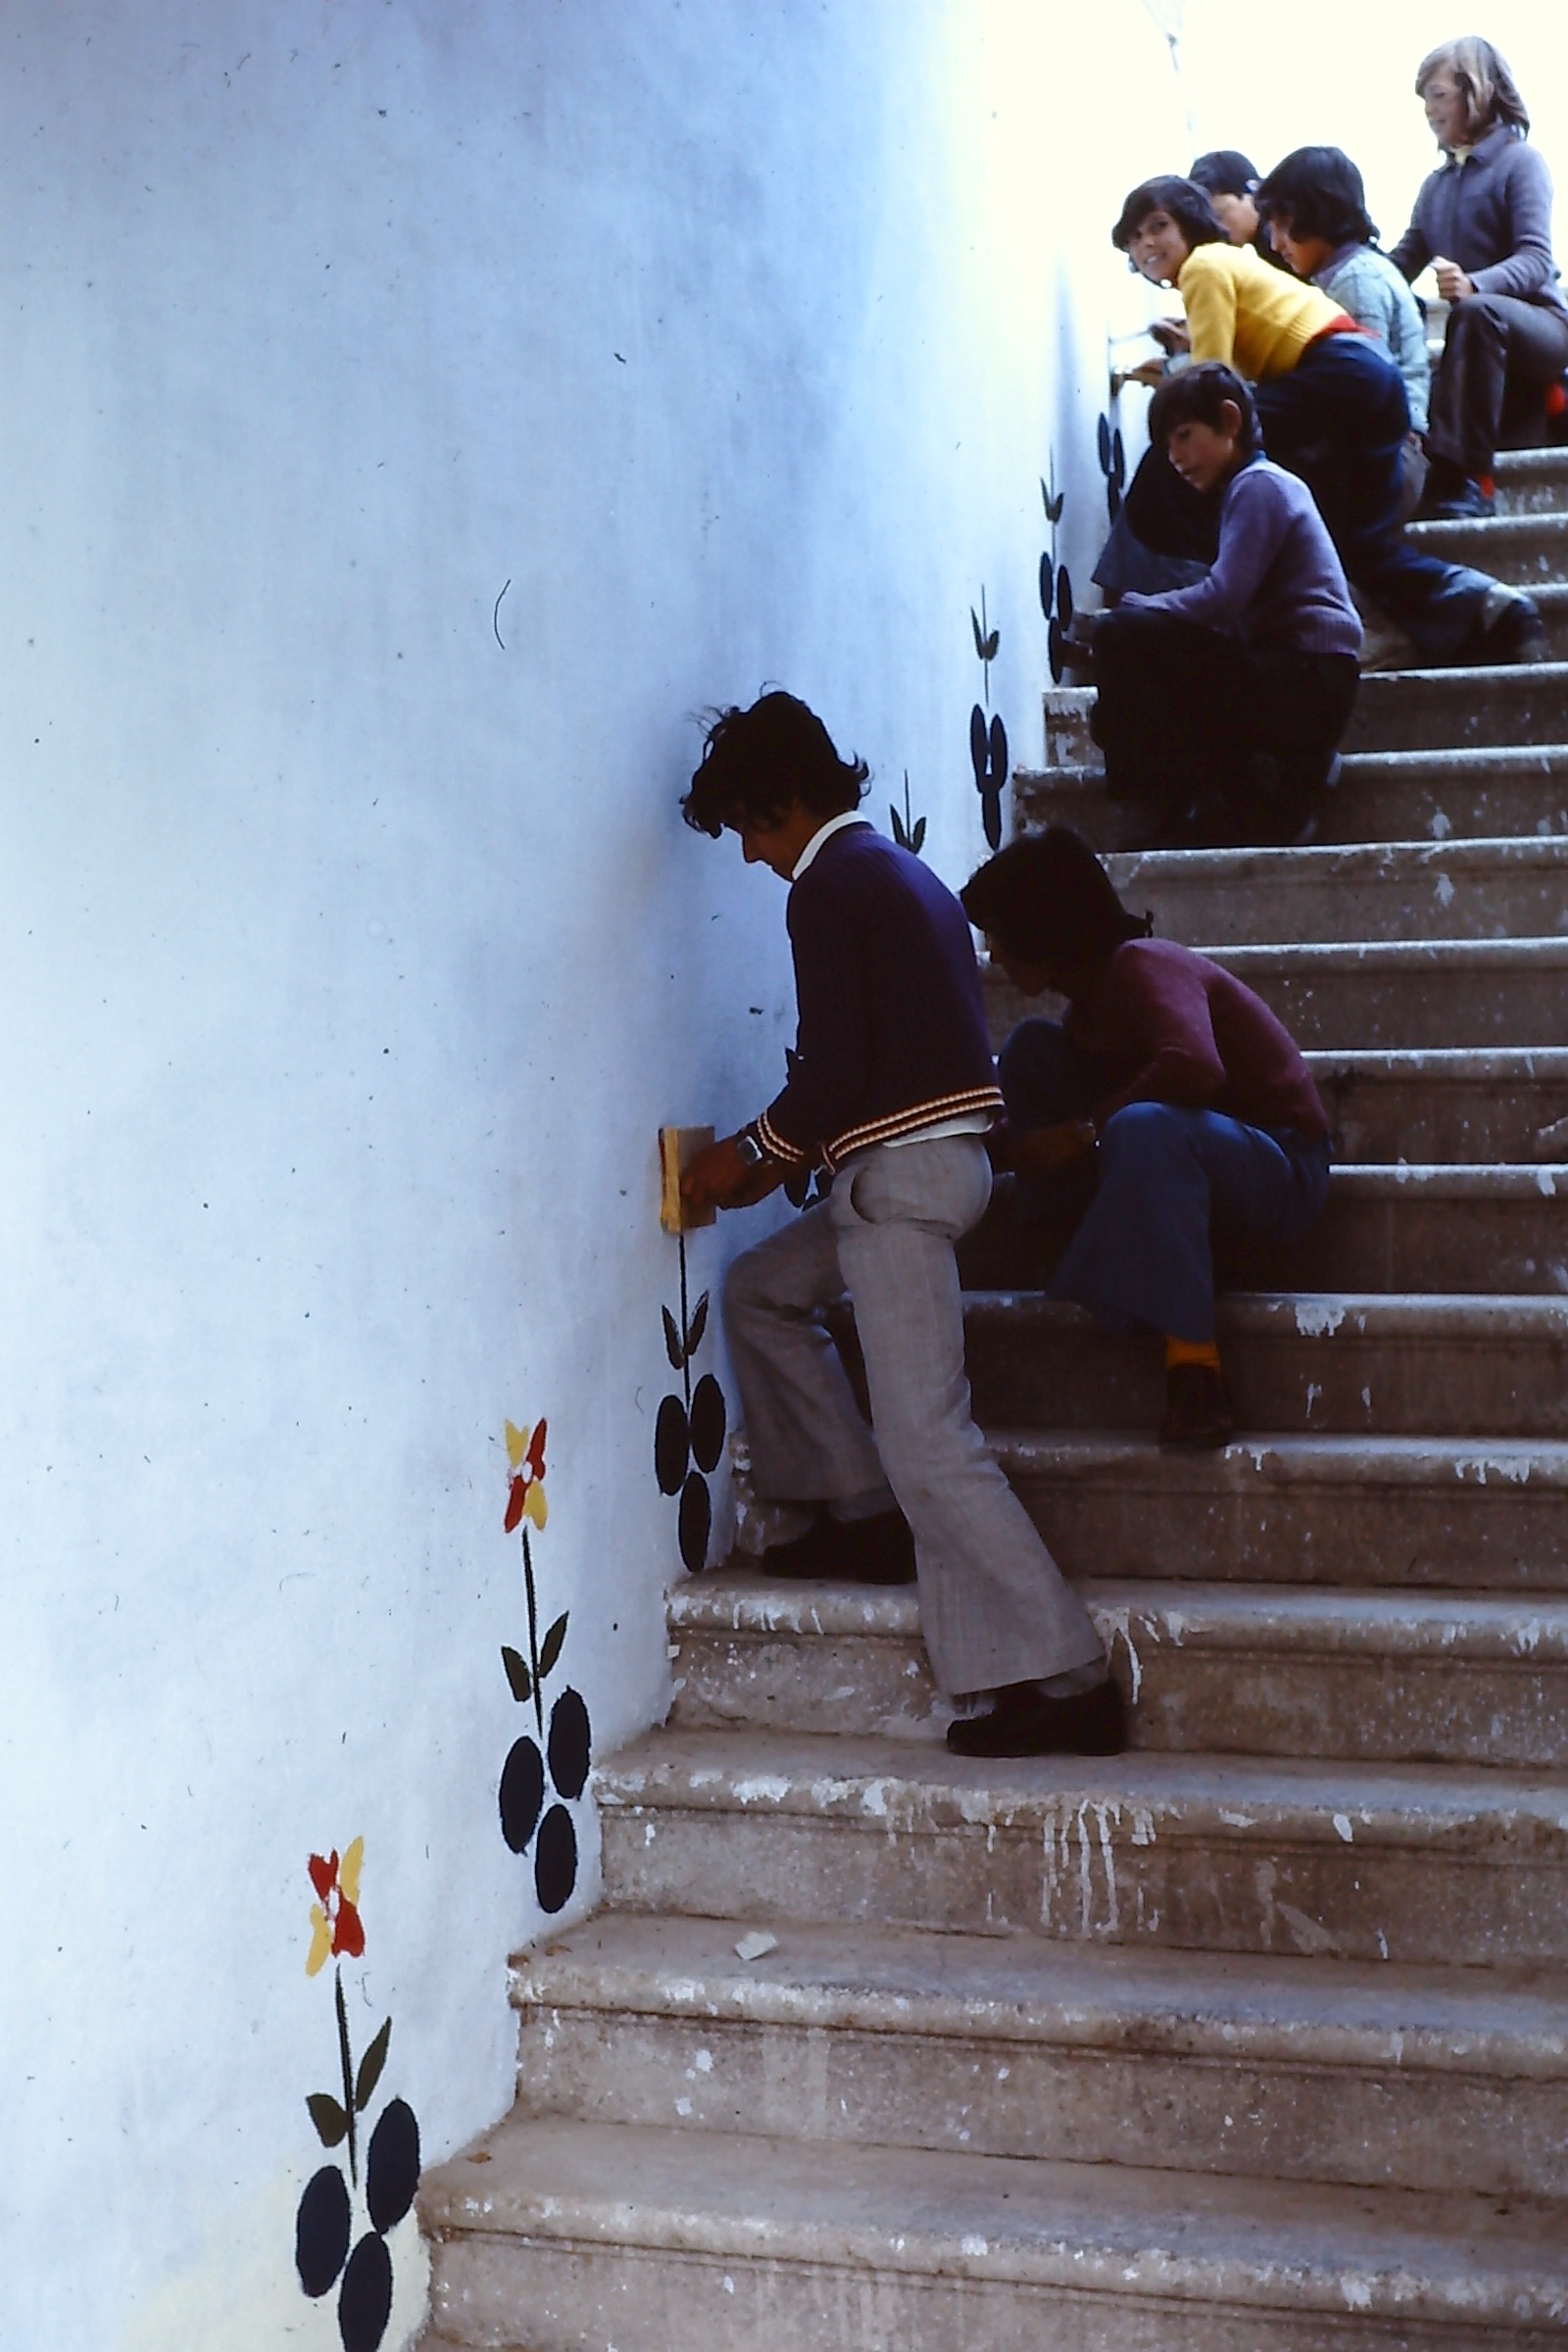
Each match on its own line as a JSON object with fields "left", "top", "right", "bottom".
{"left": 1165, "top": 1337, "right": 1221, "bottom": 1372}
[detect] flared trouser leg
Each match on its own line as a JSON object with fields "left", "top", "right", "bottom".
{"left": 724, "top": 1137, "right": 1105, "bottom": 1695}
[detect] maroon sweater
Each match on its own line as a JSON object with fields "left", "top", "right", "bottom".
{"left": 1067, "top": 938, "right": 1328, "bottom": 1138}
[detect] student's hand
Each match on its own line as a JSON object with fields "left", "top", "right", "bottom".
{"left": 1432, "top": 257, "right": 1475, "bottom": 302}
{"left": 1124, "top": 358, "right": 1166, "bottom": 389}
{"left": 1150, "top": 317, "right": 1191, "bottom": 354}
{"left": 1013, "top": 1120, "right": 1098, "bottom": 1178}
{"left": 680, "top": 1135, "right": 787, "bottom": 1213}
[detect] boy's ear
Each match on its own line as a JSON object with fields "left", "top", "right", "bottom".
{"left": 1219, "top": 399, "right": 1244, "bottom": 437}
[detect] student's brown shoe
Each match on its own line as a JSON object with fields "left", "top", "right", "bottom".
{"left": 1159, "top": 1363, "right": 1235, "bottom": 1448}
{"left": 946, "top": 1676, "right": 1128, "bottom": 1758}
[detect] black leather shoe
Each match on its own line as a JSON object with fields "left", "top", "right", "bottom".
{"left": 1477, "top": 594, "right": 1549, "bottom": 665}
{"left": 1159, "top": 1363, "right": 1235, "bottom": 1448}
{"left": 760, "top": 1508, "right": 916, "bottom": 1585}
{"left": 946, "top": 1676, "right": 1128, "bottom": 1758}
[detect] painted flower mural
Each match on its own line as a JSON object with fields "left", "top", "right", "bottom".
{"left": 295, "top": 1838, "right": 420, "bottom": 2352}
{"left": 498, "top": 1416, "right": 592, "bottom": 1913}
{"left": 655, "top": 1231, "right": 726, "bottom": 1571}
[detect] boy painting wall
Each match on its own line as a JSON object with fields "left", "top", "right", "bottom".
{"left": 677, "top": 692, "right": 1124, "bottom": 1760}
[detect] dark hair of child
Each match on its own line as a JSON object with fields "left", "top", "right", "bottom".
{"left": 1147, "top": 361, "right": 1261, "bottom": 456}
{"left": 1188, "top": 150, "right": 1259, "bottom": 198}
{"left": 959, "top": 828, "right": 1152, "bottom": 972}
{"left": 682, "top": 690, "right": 869, "bottom": 838}
{"left": 1254, "top": 147, "right": 1378, "bottom": 249}
{"left": 1111, "top": 175, "right": 1229, "bottom": 257}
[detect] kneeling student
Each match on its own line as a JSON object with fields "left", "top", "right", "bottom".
{"left": 962, "top": 827, "right": 1332, "bottom": 1446}
{"left": 678, "top": 691, "right": 1124, "bottom": 1759}
{"left": 1089, "top": 362, "right": 1360, "bottom": 844}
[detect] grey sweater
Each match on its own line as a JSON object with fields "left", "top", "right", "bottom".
{"left": 1122, "top": 456, "right": 1361, "bottom": 656}
{"left": 1390, "top": 122, "right": 1567, "bottom": 317}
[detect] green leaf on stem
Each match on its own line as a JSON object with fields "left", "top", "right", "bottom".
{"left": 538, "top": 1611, "right": 568, "bottom": 1680}
{"left": 662, "top": 1305, "right": 685, "bottom": 1371}
{"left": 355, "top": 2017, "right": 392, "bottom": 2113}
{"left": 685, "top": 1292, "right": 709, "bottom": 1358}
{"left": 307, "top": 2093, "right": 349, "bottom": 2148}
{"left": 501, "top": 1644, "right": 532, "bottom": 1702}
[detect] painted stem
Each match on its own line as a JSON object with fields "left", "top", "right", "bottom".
{"left": 521, "top": 1524, "right": 544, "bottom": 1738}
{"left": 677, "top": 1230, "right": 692, "bottom": 1411}
{"left": 334, "top": 1964, "right": 359, "bottom": 2188}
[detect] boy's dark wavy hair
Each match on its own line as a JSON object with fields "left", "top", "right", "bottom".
{"left": 1255, "top": 147, "right": 1378, "bottom": 249}
{"left": 1188, "top": 149, "right": 1259, "bottom": 199}
{"left": 959, "top": 828, "right": 1151, "bottom": 971}
{"left": 681, "top": 691, "right": 868, "bottom": 838}
{"left": 1111, "top": 174, "right": 1229, "bottom": 257}
{"left": 1147, "top": 362, "right": 1261, "bottom": 457}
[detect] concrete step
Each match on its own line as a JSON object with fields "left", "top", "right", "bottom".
{"left": 959, "top": 1291, "right": 1568, "bottom": 1439}
{"left": 599, "top": 1728, "right": 1568, "bottom": 1965}
{"left": 1101, "top": 837, "right": 1568, "bottom": 947}
{"left": 669, "top": 1574, "right": 1568, "bottom": 1770}
{"left": 959, "top": 1159, "right": 1568, "bottom": 1293}
{"left": 985, "top": 1428, "right": 1568, "bottom": 1591}
{"left": 419, "top": 2114, "right": 1568, "bottom": 2352}
{"left": 1494, "top": 447, "right": 1568, "bottom": 516}
{"left": 1310, "top": 1048, "right": 1568, "bottom": 1162}
{"left": 1043, "top": 669, "right": 1568, "bottom": 765}
{"left": 1406, "top": 510, "right": 1568, "bottom": 588}
{"left": 989, "top": 939, "right": 1568, "bottom": 1051}
{"left": 508, "top": 1912, "right": 1568, "bottom": 2197}
{"left": 1015, "top": 744, "right": 1568, "bottom": 852}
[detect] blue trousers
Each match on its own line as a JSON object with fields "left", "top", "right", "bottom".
{"left": 999, "top": 1020, "right": 1331, "bottom": 1343}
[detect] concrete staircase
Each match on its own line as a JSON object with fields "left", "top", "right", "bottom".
{"left": 416, "top": 448, "right": 1568, "bottom": 2349}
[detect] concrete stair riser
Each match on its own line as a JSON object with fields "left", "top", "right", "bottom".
{"left": 961, "top": 1292, "right": 1568, "bottom": 1438}
{"left": 507, "top": 1921, "right": 1568, "bottom": 2197}
{"left": 1100, "top": 837, "right": 1568, "bottom": 947}
{"left": 959, "top": 1169, "right": 1568, "bottom": 1295}
{"left": 668, "top": 1580, "right": 1568, "bottom": 1768}
{"left": 1492, "top": 449, "right": 1568, "bottom": 515}
{"left": 993, "top": 1431, "right": 1568, "bottom": 1591}
{"left": 1406, "top": 512, "right": 1568, "bottom": 587}
{"left": 1043, "top": 670, "right": 1568, "bottom": 763}
{"left": 1312, "top": 1051, "right": 1568, "bottom": 1163}
{"left": 420, "top": 2118, "right": 1568, "bottom": 2352}
{"left": 1015, "top": 750, "right": 1568, "bottom": 853}
{"left": 598, "top": 1734, "right": 1568, "bottom": 1967}
{"left": 986, "top": 944, "right": 1568, "bottom": 1052}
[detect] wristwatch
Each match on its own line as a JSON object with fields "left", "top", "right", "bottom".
{"left": 735, "top": 1123, "right": 770, "bottom": 1169}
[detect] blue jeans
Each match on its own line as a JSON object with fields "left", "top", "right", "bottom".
{"left": 999, "top": 1020, "right": 1332, "bottom": 1343}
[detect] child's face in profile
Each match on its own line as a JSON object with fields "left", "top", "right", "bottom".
{"left": 1166, "top": 413, "right": 1245, "bottom": 497}
{"left": 1269, "top": 217, "right": 1335, "bottom": 279}
{"left": 1207, "top": 188, "right": 1261, "bottom": 246}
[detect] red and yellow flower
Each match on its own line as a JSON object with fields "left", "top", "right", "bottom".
{"left": 306, "top": 1837, "right": 366, "bottom": 1976}
{"left": 504, "top": 1417, "right": 548, "bottom": 1532}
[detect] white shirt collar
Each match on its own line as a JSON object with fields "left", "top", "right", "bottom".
{"left": 790, "top": 808, "right": 869, "bottom": 882}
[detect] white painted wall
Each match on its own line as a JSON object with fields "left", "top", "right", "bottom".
{"left": 0, "top": 4, "right": 1182, "bottom": 2345}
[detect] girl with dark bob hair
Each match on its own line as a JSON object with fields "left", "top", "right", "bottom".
{"left": 1389, "top": 37, "right": 1568, "bottom": 518}
{"left": 960, "top": 827, "right": 1332, "bottom": 1448}
{"left": 1087, "top": 363, "right": 1360, "bottom": 845}
{"left": 1109, "top": 173, "right": 1545, "bottom": 666}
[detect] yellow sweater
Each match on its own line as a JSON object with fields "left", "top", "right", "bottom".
{"left": 1178, "top": 243, "right": 1349, "bottom": 381}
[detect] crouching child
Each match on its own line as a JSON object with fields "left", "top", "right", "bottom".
{"left": 678, "top": 691, "right": 1125, "bottom": 1758}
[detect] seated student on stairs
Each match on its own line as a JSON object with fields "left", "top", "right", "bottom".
{"left": 1086, "top": 362, "right": 1361, "bottom": 846}
{"left": 1111, "top": 173, "right": 1547, "bottom": 668}
{"left": 677, "top": 691, "right": 1126, "bottom": 1761}
{"left": 961, "top": 827, "right": 1332, "bottom": 1449}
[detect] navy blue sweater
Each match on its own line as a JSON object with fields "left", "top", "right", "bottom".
{"left": 756, "top": 823, "right": 1003, "bottom": 1173}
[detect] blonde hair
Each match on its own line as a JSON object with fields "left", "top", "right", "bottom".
{"left": 1415, "top": 36, "right": 1529, "bottom": 139}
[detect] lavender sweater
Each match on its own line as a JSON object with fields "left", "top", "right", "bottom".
{"left": 1389, "top": 123, "right": 1567, "bottom": 318}
{"left": 1122, "top": 456, "right": 1360, "bottom": 655}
